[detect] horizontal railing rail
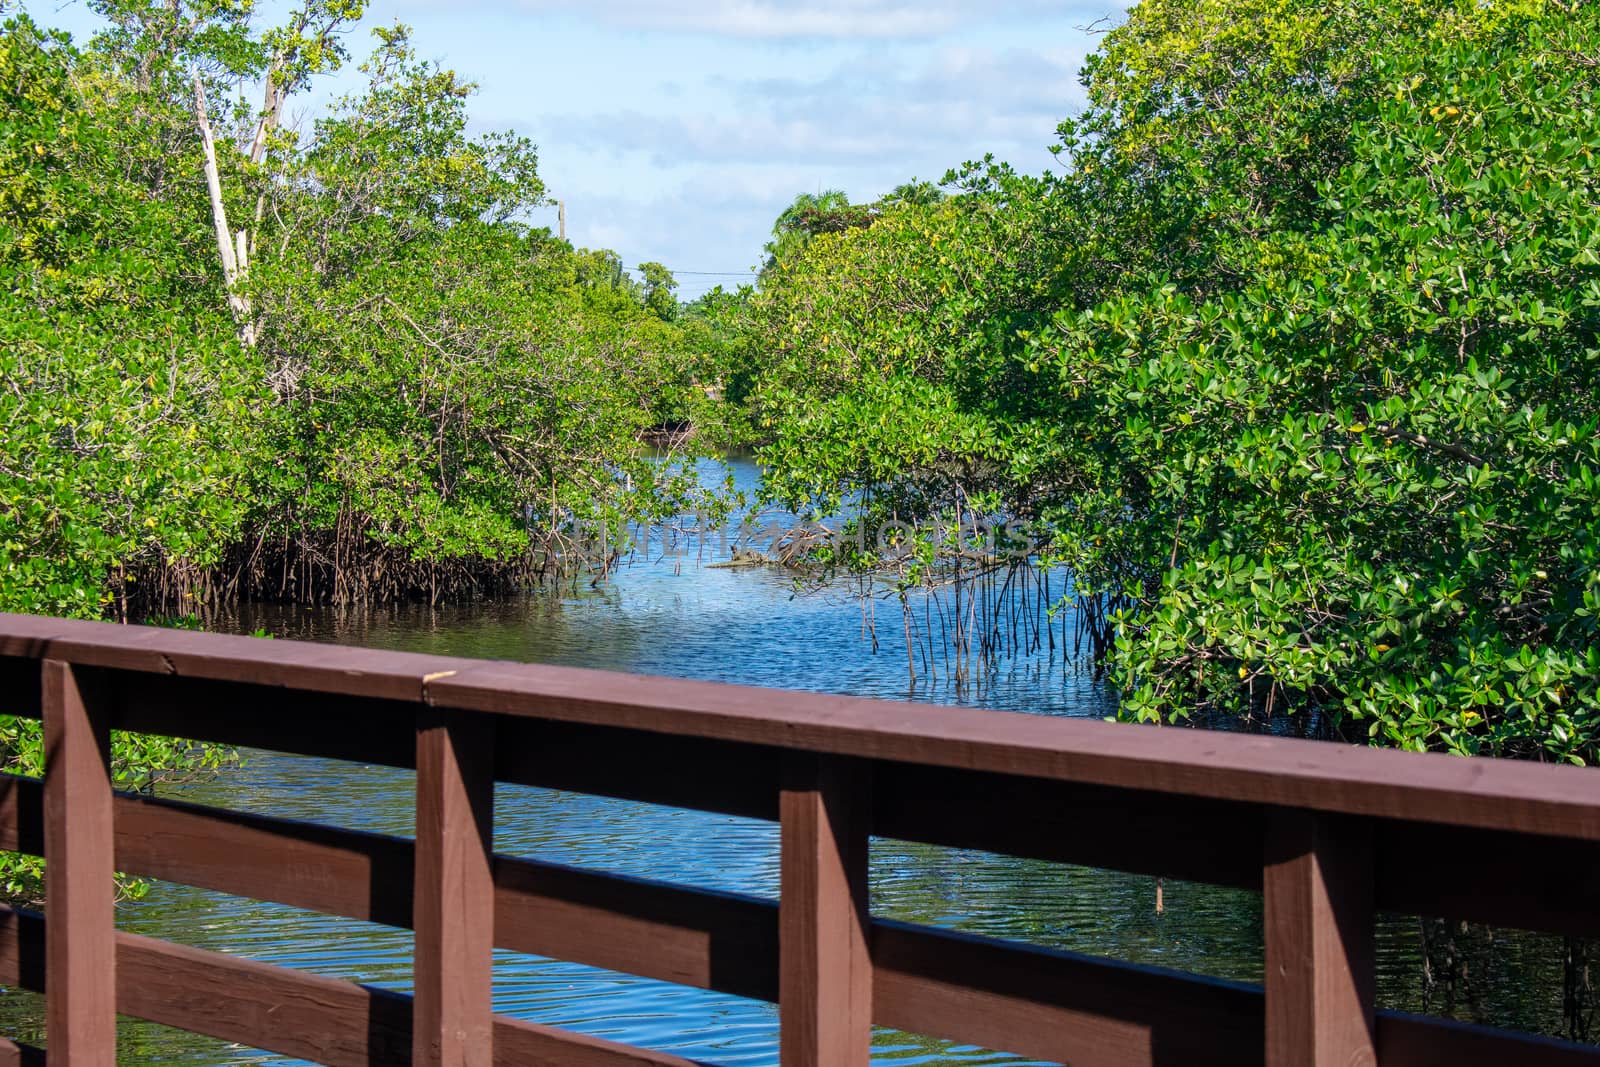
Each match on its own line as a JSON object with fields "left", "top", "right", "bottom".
{"left": 0, "top": 612, "right": 1596, "bottom": 1066}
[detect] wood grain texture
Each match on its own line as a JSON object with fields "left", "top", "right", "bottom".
{"left": 5, "top": 775, "right": 784, "bottom": 999}
{"left": 780, "top": 754, "right": 871, "bottom": 1067}
{"left": 415, "top": 710, "right": 496, "bottom": 1067}
{"left": 114, "top": 789, "right": 414, "bottom": 926}
{"left": 432, "top": 660, "right": 1600, "bottom": 841}
{"left": 0, "top": 612, "right": 480, "bottom": 704}
{"left": 6, "top": 614, "right": 1600, "bottom": 840}
{"left": 119, "top": 929, "right": 414, "bottom": 1066}
{"left": 1264, "top": 811, "right": 1375, "bottom": 1067}
{"left": 42, "top": 659, "right": 115, "bottom": 1066}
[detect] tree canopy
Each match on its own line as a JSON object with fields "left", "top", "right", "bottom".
{"left": 0, "top": 2, "right": 725, "bottom": 897}
{"left": 748, "top": 0, "right": 1600, "bottom": 761}
{"left": 4, "top": 0, "right": 1597, "bottom": 782}
{"left": 0, "top": 5, "right": 725, "bottom": 620}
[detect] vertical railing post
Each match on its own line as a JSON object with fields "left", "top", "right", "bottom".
{"left": 42, "top": 660, "right": 116, "bottom": 1065}
{"left": 414, "top": 710, "right": 496, "bottom": 1067}
{"left": 1263, "top": 810, "right": 1376, "bottom": 1067}
{"left": 779, "top": 753, "right": 872, "bottom": 1067}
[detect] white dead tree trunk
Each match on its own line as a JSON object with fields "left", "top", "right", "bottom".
{"left": 190, "top": 3, "right": 353, "bottom": 362}
{"left": 192, "top": 68, "right": 256, "bottom": 347}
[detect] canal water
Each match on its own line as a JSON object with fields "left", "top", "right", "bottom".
{"left": 0, "top": 455, "right": 1584, "bottom": 1062}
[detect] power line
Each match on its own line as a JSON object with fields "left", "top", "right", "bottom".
{"left": 630, "top": 266, "right": 755, "bottom": 277}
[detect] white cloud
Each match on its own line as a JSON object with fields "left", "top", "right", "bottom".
{"left": 539, "top": 44, "right": 1088, "bottom": 169}
{"left": 561, "top": 177, "right": 794, "bottom": 276}
{"left": 411, "top": 1, "right": 1126, "bottom": 272}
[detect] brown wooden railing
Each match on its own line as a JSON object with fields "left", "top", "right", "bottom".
{"left": 0, "top": 613, "right": 1598, "bottom": 1066}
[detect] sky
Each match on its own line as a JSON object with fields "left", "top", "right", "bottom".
{"left": 26, "top": 0, "right": 1128, "bottom": 298}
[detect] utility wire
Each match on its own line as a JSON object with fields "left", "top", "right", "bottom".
{"left": 631, "top": 266, "right": 756, "bottom": 277}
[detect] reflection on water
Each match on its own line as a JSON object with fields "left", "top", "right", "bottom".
{"left": 0, "top": 455, "right": 1584, "bottom": 1062}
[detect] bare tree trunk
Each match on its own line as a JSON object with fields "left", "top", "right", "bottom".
{"left": 247, "top": 64, "right": 287, "bottom": 167}
{"left": 191, "top": 69, "right": 256, "bottom": 347}
{"left": 247, "top": 54, "right": 289, "bottom": 252}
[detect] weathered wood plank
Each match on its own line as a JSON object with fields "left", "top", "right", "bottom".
{"left": 42, "top": 659, "right": 115, "bottom": 1066}
{"left": 874, "top": 919, "right": 1262, "bottom": 1067}
{"left": 494, "top": 719, "right": 778, "bottom": 821}
{"left": 121, "top": 929, "right": 412, "bottom": 1066}
{"left": 493, "top": 854, "right": 778, "bottom": 1001}
{"left": 8, "top": 772, "right": 1600, "bottom": 942}
{"left": 1264, "top": 811, "right": 1375, "bottom": 1067}
{"left": 6, "top": 614, "right": 1600, "bottom": 841}
{"left": 874, "top": 764, "right": 1265, "bottom": 891}
{"left": 779, "top": 754, "right": 871, "bottom": 1067}
{"left": 114, "top": 790, "right": 414, "bottom": 926}
{"left": 4, "top": 902, "right": 1600, "bottom": 1067}
{"left": 415, "top": 710, "right": 496, "bottom": 1067}
{"left": 0, "top": 908, "right": 709, "bottom": 1067}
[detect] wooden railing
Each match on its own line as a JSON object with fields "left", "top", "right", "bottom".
{"left": 0, "top": 613, "right": 1598, "bottom": 1066}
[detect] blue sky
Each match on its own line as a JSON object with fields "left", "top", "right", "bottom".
{"left": 28, "top": 0, "right": 1127, "bottom": 298}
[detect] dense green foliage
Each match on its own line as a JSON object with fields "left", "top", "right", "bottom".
{"left": 751, "top": 0, "right": 1600, "bottom": 760}
{"left": 0, "top": 3, "right": 726, "bottom": 898}
{"left": 1, "top": 13, "right": 259, "bottom": 620}
{"left": 1, "top": 5, "right": 723, "bottom": 617}
{"left": 4, "top": 0, "right": 1598, "bottom": 914}
{"left": 239, "top": 25, "right": 718, "bottom": 601}
{"left": 761, "top": 189, "right": 877, "bottom": 277}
